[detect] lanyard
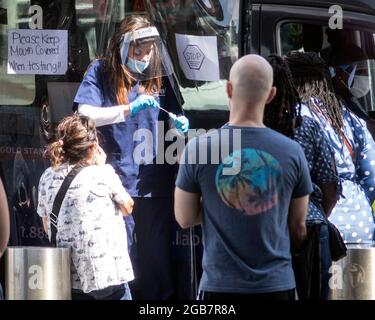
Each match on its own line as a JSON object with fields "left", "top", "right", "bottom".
{"left": 309, "top": 98, "right": 355, "bottom": 162}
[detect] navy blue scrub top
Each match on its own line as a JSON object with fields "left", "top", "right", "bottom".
{"left": 74, "top": 60, "right": 182, "bottom": 197}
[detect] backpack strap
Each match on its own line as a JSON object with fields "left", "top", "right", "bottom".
{"left": 50, "top": 164, "right": 86, "bottom": 247}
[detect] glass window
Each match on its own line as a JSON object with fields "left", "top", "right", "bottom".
{"left": 0, "top": 0, "right": 35, "bottom": 105}
{"left": 0, "top": 0, "right": 238, "bottom": 247}
{"left": 76, "top": 0, "right": 124, "bottom": 60}
{"left": 144, "top": 0, "right": 240, "bottom": 111}
{"left": 0, "top": 0, "right": 131, "bottom": 247}
{"left": 279, "top": 22, "right": 375, "bottom": 119}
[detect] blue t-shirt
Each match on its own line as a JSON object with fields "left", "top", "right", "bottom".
{"left": 74, "top": 60, "right": 182, "bottom": 197}
{"left": 176, "top": 125, "right": 313, "bottom": 294}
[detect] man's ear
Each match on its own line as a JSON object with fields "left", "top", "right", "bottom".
{"left": 226, "top": 80, "right": 232, "bottom": 99}
{"left": 266, "top": 86, "right": 277, "bottom": 104}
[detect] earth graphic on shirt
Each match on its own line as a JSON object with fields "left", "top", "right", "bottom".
{"left": 215, "top": 149, "right": 282, "bottom": 215}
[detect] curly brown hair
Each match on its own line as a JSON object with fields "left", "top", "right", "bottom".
{"left": 46, "top": 114, "right": 97, "bottom": 167}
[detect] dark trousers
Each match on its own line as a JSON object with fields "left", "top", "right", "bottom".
{"left": 198, "top": 289, "right": 295, "bottom": 301}
{"left": 319, "top": 223, "right": 332, "bottom": 300}
{"left": 292, "top": 222, "right": 332, "bottom": 300}
{"left": 129, "top": 197, "right": 175, "bottom": 300}
{"left": 71, "top": 283, "right": 129, "bottom": 300}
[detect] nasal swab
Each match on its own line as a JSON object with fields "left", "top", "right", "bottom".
{"left": 156, "top": 104, "right": 178, "bottom": 120}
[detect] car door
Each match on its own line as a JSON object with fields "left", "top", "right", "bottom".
{"left": 256, "top": 2, "right": 375, "bottom": 123}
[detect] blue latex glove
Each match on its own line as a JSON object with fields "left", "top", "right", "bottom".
{"left": 169, "top": 113, "right": 189, "bottom": 134}
{"left": 129, "top": 94, "right": 159, "bottom": 117}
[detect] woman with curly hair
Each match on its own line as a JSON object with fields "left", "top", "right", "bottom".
{"left": 37, "top": 114, "right": 134, "bottom": 300}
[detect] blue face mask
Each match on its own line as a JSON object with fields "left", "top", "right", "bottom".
{"left": 126, "top": 57, "right": 150, "bottom": 74}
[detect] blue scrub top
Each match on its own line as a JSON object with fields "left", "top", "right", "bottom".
{"left": 74, "top": 60, "right": 182, "bottom": 197}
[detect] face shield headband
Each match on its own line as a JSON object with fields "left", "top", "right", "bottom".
{"left": 119, "top": 27, "right": 160, "bottom": 66}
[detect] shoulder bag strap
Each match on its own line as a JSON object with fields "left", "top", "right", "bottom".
{"left": 50, "top": 164, "right": 86, "bottom": 247}
{"left": 339, "top": 132, "right": 355, "bottom": 162}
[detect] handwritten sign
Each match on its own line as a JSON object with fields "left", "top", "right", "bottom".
{"left": 7, "top": 29, "right": 68, "bottom": 75}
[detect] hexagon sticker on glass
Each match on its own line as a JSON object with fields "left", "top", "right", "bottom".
{"left": 176, "top": 34, "right": 220, "bottom": 81}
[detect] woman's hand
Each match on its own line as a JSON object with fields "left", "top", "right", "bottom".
{"left": 118, "top": 192, "right": 134, "bottom": 216}
{"left": 94, "top": 145, "right": 107, "bottom": 165}
{"left": 129, "top": 94, "right": 159, "bottom": 117}
{"left": 170, "top": 114, "right": 190, "bottom": 134}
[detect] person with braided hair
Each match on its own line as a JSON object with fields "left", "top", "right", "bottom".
{"left": 285, "top": 51, "right": 375, "bottom": 245}
{"left": 265, "top": 55, "right": 339, "bottom": 300}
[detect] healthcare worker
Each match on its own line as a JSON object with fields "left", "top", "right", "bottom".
{"left": 74, "top": 14, "right": 189, "bottom": 300}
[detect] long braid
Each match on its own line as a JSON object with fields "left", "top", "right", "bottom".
{"left": 285, "top": 52, "right": 344, "bottom": 137}
{"left": 264, "top": 55, "right": 301, "bottom": 138}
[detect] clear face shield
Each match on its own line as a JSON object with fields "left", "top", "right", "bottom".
{"left": 120, "top": 27, "right": 174, "bottom": 80}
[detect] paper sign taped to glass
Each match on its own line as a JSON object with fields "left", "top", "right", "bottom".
{"left": 175, "top": 34, "right": 220, "bottom": 82}
{"left": 7, "top": 29, "right": 68, "bottom": 75}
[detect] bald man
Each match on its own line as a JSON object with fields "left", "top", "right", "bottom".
{"left": 174, "top": 55, "right": 312, "bottom": 300}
